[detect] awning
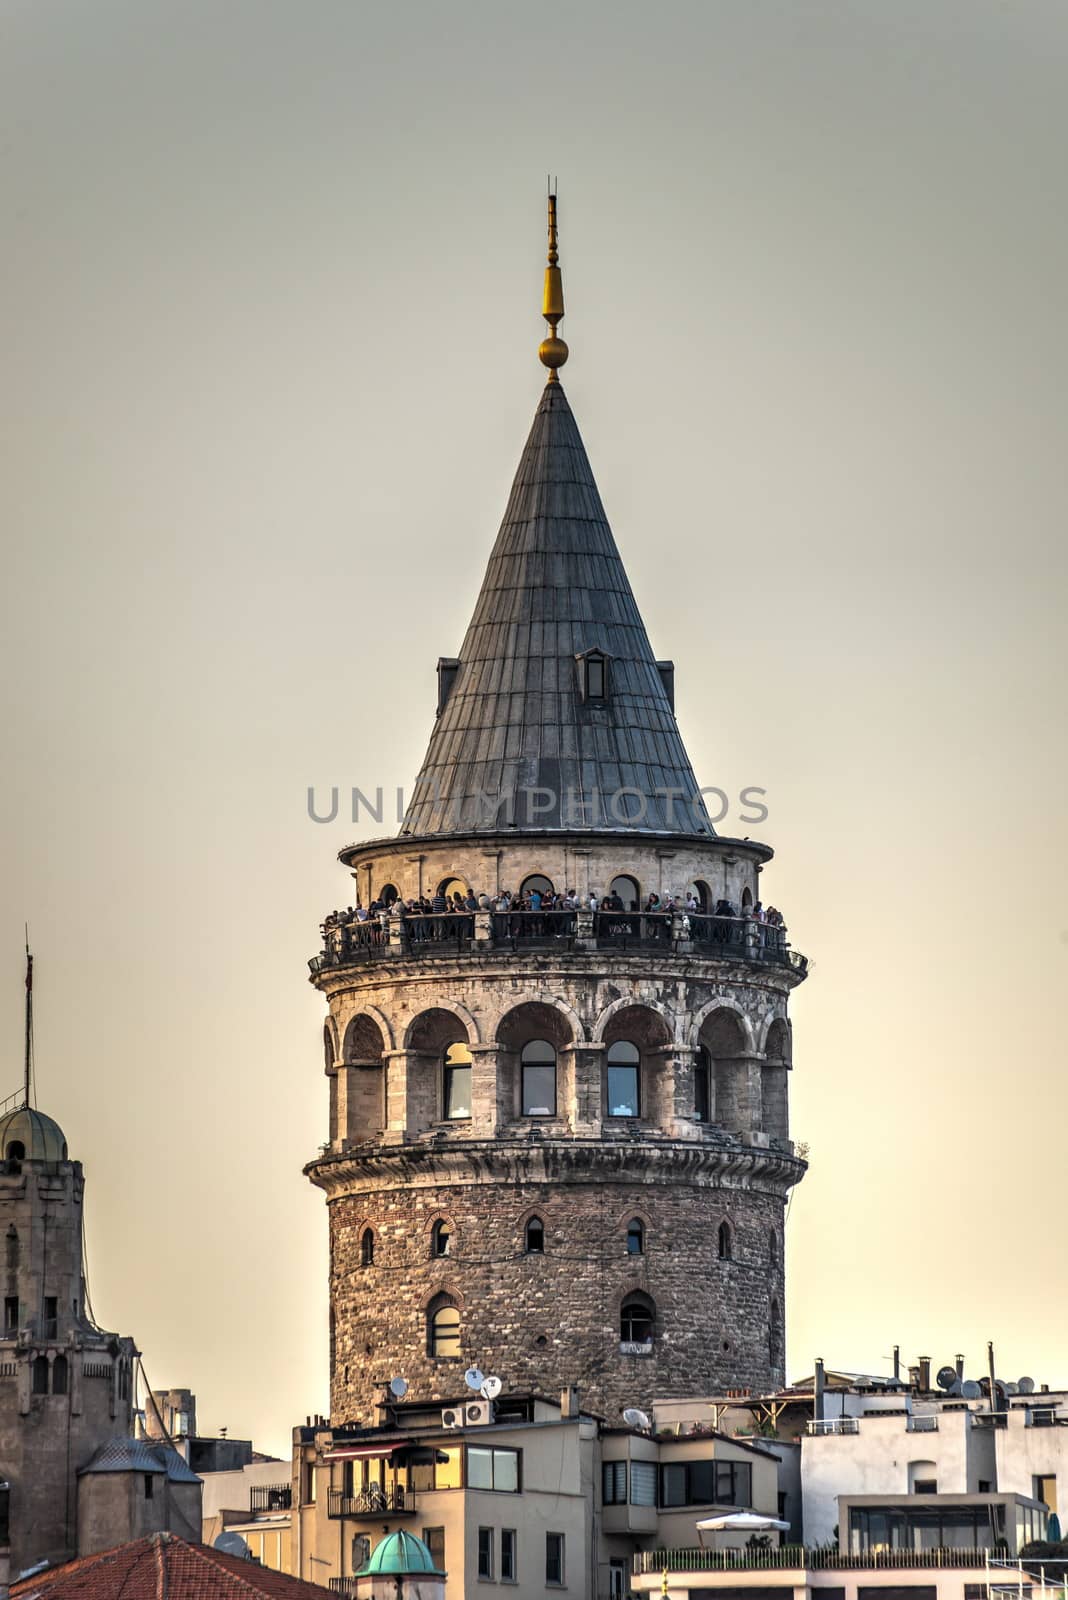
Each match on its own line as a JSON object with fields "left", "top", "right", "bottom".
{"left": 323, "top": 1444, "right": 399, "bottom": 1461}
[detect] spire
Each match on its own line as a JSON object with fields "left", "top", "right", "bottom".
{"left": 401, "top": 382, "right": 712, "bottom": 838}
{"left": 538, "top": 187, "right": 568, "bottom": 383}
{"left": 24, "top": 932, "right": 33, "bottom": 1109}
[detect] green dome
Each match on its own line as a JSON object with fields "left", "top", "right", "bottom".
{"left": 358, "top": 1530, "right": 444, "bottom": 1577}
{"left": 0, "top": 1105, "right": 68, "bottom": 1163}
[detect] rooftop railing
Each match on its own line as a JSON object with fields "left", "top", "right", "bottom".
{"left": 635, "top": 1547, "right": 1005, "bottom": 1575}
{"left": 312, "top": 909, "right": 806, "bottom": 977}
{"left": 807, "top": 1417, "right": 860, "bottom": 1435}
{"left": 250, "top": 1484, "right": 292, "bottom": 1512}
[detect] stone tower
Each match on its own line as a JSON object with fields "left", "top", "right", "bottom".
{"left": 0, "top": 1101, "right": 138, "bottom": 1571}
{"left": 307, "top": 199, "right": 808, "bottom": 1427}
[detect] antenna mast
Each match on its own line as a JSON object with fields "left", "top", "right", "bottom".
{"left": 24, "top": 931, "right": 33, "bottom": 1108}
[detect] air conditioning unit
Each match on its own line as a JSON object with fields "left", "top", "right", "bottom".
{"left": 463, "top": 1401, "right": 495, "bottom": 1427}
{"left": 441, "top": 1407, "right": 463, "bottom": 1429}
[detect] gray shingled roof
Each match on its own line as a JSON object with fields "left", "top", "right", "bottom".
{"left": 79, "top": 1438, "right": 201, "bottom": 1483}
{"left": 401, "top": 381, "right": 713, "bottom": 838}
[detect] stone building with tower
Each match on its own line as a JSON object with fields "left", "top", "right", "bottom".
{"left": 0, "top": 961, "right": 202, "bottom": 1575}
{"left": 306, "top": 196, "right": 809, "bottom": 1437}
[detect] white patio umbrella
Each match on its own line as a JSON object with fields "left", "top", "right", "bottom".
{"left": 695, "top": 1512, "right": 792, "bottom": 1547}
{"left": 697, "top": 1513, "right": 791, "bottom": 1531}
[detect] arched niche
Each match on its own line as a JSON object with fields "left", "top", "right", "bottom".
{"left": 338, "top": 1013, "right": 387, "bottom": 1144}
{"left": 696, "top": 1007, "right": 754, "bottom": 1135}
{"left": 496, "top": 1001, "right": 575, "bottom": 1125}
{"left": 407, "top": 1008, "right": 475, "bottom": 1134}
{"left": 763, "top": 1017, "right": 791, "bottom": 1141}
{"left": 600, "top": 1004, "right": 674, "bottom": 1128}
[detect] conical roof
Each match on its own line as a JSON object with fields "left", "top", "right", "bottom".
{"left": 401, "top": 382, "right": 712, "bottom": 838}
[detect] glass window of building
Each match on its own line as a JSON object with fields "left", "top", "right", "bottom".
{"left": 603, "top": 1461, "right": 627, "bottom": 1504}
{"left": 620, "top": 1293, "right": 654, "bottom": 1346}
{"left": 501, "top": 1528, "right": 517, "bottom": 1582}
{"left": 477, "top": 1528, "right": 493, "bottom": 1579}
{"left": 545, "top": 1532, "right": 565, "bottom": 1586}
{"left": 626, "top": 1218, "right": 644, "bottom": 1255}
{"left": 524, "top": 1215, "right": 545, "bottom": 1254}
{"left": 443, "top": 1043, "right": 472, "bottom": 1119}
{"left": 428, "top": 1297, "right": 461, "bottom": 1359}
{"left": 521, "top": 1039, "right": 557, "bottom": 1116}
{"left": 607, "top": 1040, "right": 640, "bottom": 1117}
{"left": 467, "top": 1446, "right": 520, "bottom": 1492}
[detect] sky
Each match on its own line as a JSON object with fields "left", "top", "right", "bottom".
{"left": 2, "top": 0, "right": 1067, "bottom": 1459}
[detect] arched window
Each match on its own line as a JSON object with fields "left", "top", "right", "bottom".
{"left": 520, "top": 874, "right": 554, "bottom": 900}
{"left": 52, "top": 1354, "right": 68, "bottom": 1395}
{"left": 694, "top": 1045, "right": 711, "bottom": 1123}
{"left": 741, "top": 887, "right": 753, "bottom": 911}
{"left": 686, "top": 881, "right": 710, "bottom": 911}
{"left": 442, "top": 1042, "right": 472, "bottom": 1120}
{"left": 626, "top": 1218, "right": 644, "bottom": 1256}
{"left": 620, "top": 1293, "right": 654, "bottom": 1346}
{"left": 437, "top": 878, "right": 469, "bottom": 902}
{"left": 379, "top": 884, "right": 399, "bottom": 905}
{"left": 768, "top": 1228, "right": 779, "bottom": 1264}
{"left": 608, "top": 876, "right": 640, "bottom": 912}
{"left": 769, "top": 1298, "right": 782, "bottom": 1365}
{"left": 431, "top": 1219, "right": 452, "bottom": 1258}
{"left": 525, "top": 1216, "right": 545, "bottom": 1254}
{"left": 718, "top": 1220, "right": 733, "bottom": 1260}
{"left": 606, "top": 1040, "right": 640, "bottom": 1118}
{"left": 521, "top": 1039, "right": 557, "bottom": 1117}
{"left": 6, "top": 1141, "right": 25, "bottom": 1163}
{"left": 427, "top": 1295, "right": 461, "bottom": 1359}
{"left": 32, "top": 1355, "right": 49, "bottom": 1394}
{"left": 360, "top": 1228, "right": 375, "bottom": 1267}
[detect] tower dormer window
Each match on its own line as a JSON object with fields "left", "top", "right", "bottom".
{"left": 577, "top": 649, "right": 609, "bottom": 703}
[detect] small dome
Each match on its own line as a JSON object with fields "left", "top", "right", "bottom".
{"left": 358, "top": 1530, "right": 443, "bottom": 1576}
{"left": 0, "top": 1105, "right": 68, "bottom": 1163}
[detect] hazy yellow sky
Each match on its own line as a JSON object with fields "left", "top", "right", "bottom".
{"left": 2, "top": 0, "right": 1066, "bottom": 1457}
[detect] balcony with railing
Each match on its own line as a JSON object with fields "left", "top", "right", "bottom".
{"left": 311, "top": 909, "right": 806, "bottom": 977}
{"left": 250, "top": 1484, "right": 292, "bottom": 1512}
{"left": 327, "top": 1486, "right": 416, "bottom": 1519}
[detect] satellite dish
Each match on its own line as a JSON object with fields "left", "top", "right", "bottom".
{"left": 622, "top": 1407, "right": 652, "bottom": 1431}
{"left": 214, "top": 1533, "right": 250, "bottom": 1559}
{"left": 949, "top": 1379, "right": 963, "bottom": 1396}
{"left": 936, "top": 1366, "right": 957, "bottom": 1392}
{"left": 389, "top": 1376, "right": 409, "bottom": 1399}
{"left": 1019, "top": 1376, "right": 1035, "bottom": 1395}
{"left": 464, "top": 1367, "right": 485, "bottom": 1392}
{"left": 1004, "top": 1381, "right": 1019, "bottom": 1396}
{"left": 480, "top": 1376, "right": 502, "bottom": 1401}
{"left": 961, "top": 1380, "right": 982, "bottom": 1399}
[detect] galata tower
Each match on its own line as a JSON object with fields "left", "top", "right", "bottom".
{"left": 307, "top": 197, "right": 808, "bottom": 1427}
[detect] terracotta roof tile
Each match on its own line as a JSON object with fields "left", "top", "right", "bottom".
{"left": 12, "top": 1533, "right": 336, "bottom": 1600}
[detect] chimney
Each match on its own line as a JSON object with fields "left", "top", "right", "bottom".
{"left": 955, "top": 1354, "right": 965, "bottom": 1381}
{"left": 892, "top": 1345, "right": 900, "bottom": 1383}
{"left": 814, "top": 1359, "right": 825, "bottom": 1423}
{"left": 560, "top": 1385, "right": 580, "bottom": 1419}
{"left": 919, "top": 1357, "right": 931, "bottom": 1392}
{"left": 988, "top": 1342, "right": 998, "bottom": 1412}
{"left": 908, "top": 1365, "right": 921, "bottom": 1390}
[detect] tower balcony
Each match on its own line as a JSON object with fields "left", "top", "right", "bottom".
{"left": 311, "top": 909, "right": 807, "bottom": 980}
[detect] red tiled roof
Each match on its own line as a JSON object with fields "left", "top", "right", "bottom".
{"left": 12, "top": 1533, "right": 337, "bottom": 1600}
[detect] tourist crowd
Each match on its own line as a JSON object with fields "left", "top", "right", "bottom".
{"left": 320, "top": 889, "right": 786, "bottom": 958}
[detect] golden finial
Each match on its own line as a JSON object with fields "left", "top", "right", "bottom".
{"left": 539, "top": 183, "right": 568, "bottom": 382}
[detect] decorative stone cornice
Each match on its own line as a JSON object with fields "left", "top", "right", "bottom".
{"left": 305, "top": 1134, "right": 806, "bottom": 1200}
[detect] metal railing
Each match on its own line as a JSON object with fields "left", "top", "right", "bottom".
{"left": 635, "top": 1547, "right": 1005, "bottom": 1575}
{"left": 807, "top": 1417, "right": 860, "bottom": 1436}
{"left": 250, "top": 1484, "right": 292, "bottom": 1511}
{"left": 313, "top": 906, "right": 806, "bottom": 975}
{"left": 328, "top": 1581, "right": 358, "bottom": 1596}
{"left": 327, "top": 1486, "right": 416, "bottom": 1518}
{"left": 907, "top": 1414, "right": 939, "bottom": 1432}
{"left": 1025, "top": 1406, "right": 1068, "bottom": 1427}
